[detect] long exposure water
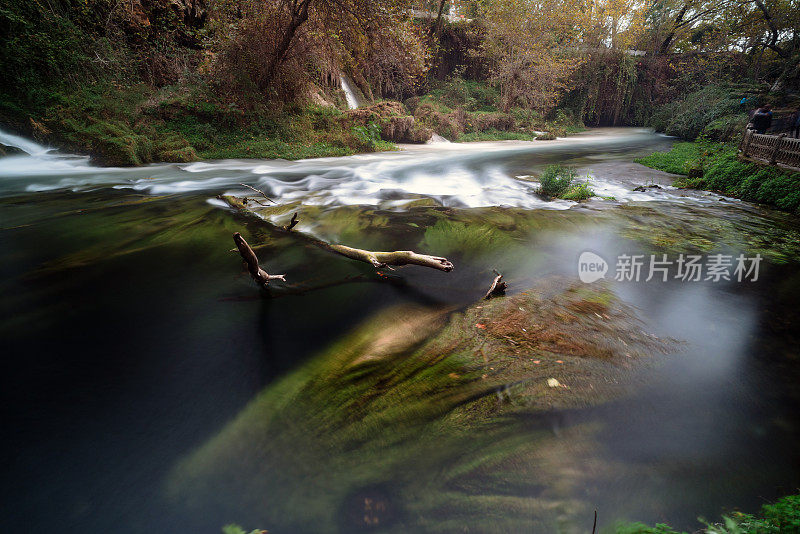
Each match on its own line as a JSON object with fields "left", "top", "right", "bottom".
{"left": 2, "top": 128, "right": 800, "bottom": 533}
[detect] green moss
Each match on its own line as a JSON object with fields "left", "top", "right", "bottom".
{"left": 456, "top": 129, "right": 538, "bottom": 142}
{"left": 419, "top": 219, "right": 516, "bottom": 256}
{"left": 635, "top": 142, "right": 705, "bottom": 176}
{"left": 170, "top": 279, "right": 669, "bottom": 532}
{"left": 636, "top": 141, "right": 800, "bottom": 213}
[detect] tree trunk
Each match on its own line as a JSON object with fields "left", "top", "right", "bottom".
{"left": 261, "top": 0, "right": 311, "bottom": 92}
{"left": 658, "top": 4, "right": 689, "bottom": 54}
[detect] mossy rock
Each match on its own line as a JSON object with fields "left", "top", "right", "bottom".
{"left": 0, "top": 143, "right": 25, "bottom": 157}
{"left": 168, "top": 277, "right": 672, "bottom": 532}
{"left": 56, "top": 115, "right": 197, "bottom": 166}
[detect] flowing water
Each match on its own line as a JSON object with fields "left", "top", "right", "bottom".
{"left": 340, "top": 75, "right": 365, "bottom": 110}
{"left": 2, "top": 128, "right": 800, "bottom": 533}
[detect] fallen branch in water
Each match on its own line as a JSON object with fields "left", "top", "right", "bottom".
{"left": 284, "top": 212, "right": 299, "bottom": 231}
{"left": 323, "top": 243, "right": 454, "bottom": 271}
{"left": 238, "top": 184, "right": 276, "bottom": 205}
{"left": 233, "top": 232, "right": 286, "bottom": 287}
{"left": 484, "top": 269, "right": 507, "bottom": 300}
{"left": 225, "top": 196, "right": 454, "bottom": 272}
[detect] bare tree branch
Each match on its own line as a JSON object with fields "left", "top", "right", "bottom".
{"left": 225, "top": 195, "right": 454, "bottom": 272}
{"left": 484, "top": 269, "right": 507, "bottom": 300}
{"left": 233, "top": 232, "right": 286, "bottom": 287}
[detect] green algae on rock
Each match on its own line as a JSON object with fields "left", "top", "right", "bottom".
{"left": 168, "top": 277, "right": 672, "bottom": 533}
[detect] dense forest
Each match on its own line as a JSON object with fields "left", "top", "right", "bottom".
{"left": 0, "top": 0, "right": 799, "bottom": 165}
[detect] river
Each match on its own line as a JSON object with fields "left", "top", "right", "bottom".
{"left": 1, "top": 128, "right": 800, "bottom": 533}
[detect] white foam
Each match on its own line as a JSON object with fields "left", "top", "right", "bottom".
{"left": 0, "top": 126, "right": 693, "bottom": 210}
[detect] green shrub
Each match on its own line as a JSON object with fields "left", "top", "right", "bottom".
{"left": 352, "top": 121, "right": 382, "bottom": 149}
{"left": 637, "top": 140, "right": 800, "bottom": 213}
{"left": 428, "top": 76, "right": 500, "bottom": 112}
{"left": 649, "top": 84, "right": 751, "bottom": 141}
{"left": 537, "top": 165, "right": 576, "bottom": 197}
{"left": 612, "top": 493, "right": 800, "bottom": 533}
{"left": 760, "top": 494, "right": 800, "bottom": 531}
{"left": 702, "top": 114, "right": 748, "bottom": 141}
{"left": 562, "top": 181, "right": 595, "bottom": 201}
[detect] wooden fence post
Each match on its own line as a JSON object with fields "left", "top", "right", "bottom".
{"left": 769, "top": 134, "right": 787, "bottom": 165}
{"left": 740, "top": 129, "right": 752, "bottom": 157}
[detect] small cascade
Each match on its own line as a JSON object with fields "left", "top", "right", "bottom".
{"left": 0, "top": 128, "right": 51, "bottom": 156}
{"left": 0, "top": 125, "right": 94, "bottom": 180}
{"left": 339, "top": 75, "right": 365, "bottom": 109}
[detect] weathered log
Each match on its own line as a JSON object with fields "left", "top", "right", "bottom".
{"left": 325, "top": 244, "right": 454, "bottom": 271}
{"left": 484, "top": 269, "right": 507, "bottom": 300}
{"left": 225, "top": 196, "right": 454, "bottom": 272}
{"left": 233, "top": 232, "right": 286, "bottom": 287}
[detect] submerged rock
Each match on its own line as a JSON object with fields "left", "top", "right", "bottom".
{"left": 168, "top": 277, "right": 672, "bottom": 532}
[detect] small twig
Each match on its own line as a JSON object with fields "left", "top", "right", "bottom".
{"left": 484, "top": 269, "right": 507, "bottom": 300}
{"left": 238, "top": 183, "right": 276, "bottom": 204}
{"left": 283, "top": 212, "right": 299, "bottom": 231}
{"left": 592, "top": 510, "right": 597, "bottom": 534}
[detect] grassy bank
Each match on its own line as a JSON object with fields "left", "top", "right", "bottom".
{"left": 407, "top": 76, "right": 585, "bottom": 142}
{"left": 0, "top": 83, "right": 401, "bottom": 165}
{"left": 615, "top": 493, "right": 800, "bottom": 533}
{"left": 636, "top": 141, "right": 800, "bottom": 213}
{"left": 0, "top": 76, "right": 587, "bottom": 166}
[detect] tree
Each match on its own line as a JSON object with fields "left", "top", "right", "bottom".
{"left": 480, "top": 0, "right": 583, "bottom": 113}
{"left": 213, "top": 0, "right": 430, "bottom": 102}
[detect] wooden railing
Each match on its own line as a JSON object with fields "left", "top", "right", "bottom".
{"left": 739, "top": 130, "right": 800, "bottom": 172}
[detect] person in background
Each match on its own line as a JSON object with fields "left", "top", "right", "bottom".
{"left": 793, "top": 109, "right": 800, "bottom": 138}
{"left": 752, "top": 105, "right": 773, "bottom": 134}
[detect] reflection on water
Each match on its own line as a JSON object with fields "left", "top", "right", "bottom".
{"left": 2, "top": 129, "right": 800, "bottom": 533}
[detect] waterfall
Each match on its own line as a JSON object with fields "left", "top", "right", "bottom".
{"left": 0, "top": 125, "right": 93, "bottom": 179}
{"left": 339, "top": 75, "right": 363, "bottom": 110}
{"left": 0, "top": 128, "right": 51, "bottom": 156}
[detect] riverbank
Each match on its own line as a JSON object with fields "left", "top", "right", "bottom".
{"left": 617, "top": 492, "right": 800, "bottom": 533}
{"left": 0, "top": 84, "right": 397, "bottom": 166}
{"left": 636, "top": 140, "right": 800, "bottom": 213}
{"left": 0, "top": 78, "right": 583, "bottom": 167}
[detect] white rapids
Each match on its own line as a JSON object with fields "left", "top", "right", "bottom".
{"left": 0, "top": 126, "right": 703, "bottom": 209}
